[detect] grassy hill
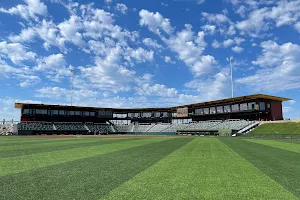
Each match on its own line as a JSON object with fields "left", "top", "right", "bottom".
{"left": 249, "top": 122, "right": 300, "bottom": 135}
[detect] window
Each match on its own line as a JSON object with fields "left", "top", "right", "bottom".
{"left": 90, "top": 112, "right": 95, "bottom": 116}
{"left": 75, "top": 111, "right": 81, "bottom": 116}
{"left": 224, "top": 105, "right": 231, "bottom": 113}
{"left": 240, "top": 103, "right": 248, "bottom": 111}
{"left": 70, "top": 111, "right": 75, "bottom": 115}
{"left": 59, "top": 110, "right": 65, "bottom": 115}
{"left": 248, "top": 102, "right": 256, "bottom": 110}
{"left": 267, "top": 103, "right": 271, "bottom": 109}
{"left": 36, "top": 109, "right": 47, "bottom": 115}
{"left": 195, "top": 108, "right": 203, "bottom": 115}
{"left": 23, "top": 109, "right": 30, "bottom": 114}
{"left": 216, "top": 106, "right": 223, "bottom": 113}
{"left": 210, "top": 107, "right": 216, "bottom": 114}
{"left": 231, "top": 104, "right": 239, "bottom": 112}
{"left": 203, "top": 108, "right": 209, "bottom": 115}
{"left": 84, "top": 111, "right": 89, "bottom": 116}
{"left": 259, "top": 102, "right": 265, "bottom": 110}
{"left": 52, "top": 110, "right": 58, "bottom": 115}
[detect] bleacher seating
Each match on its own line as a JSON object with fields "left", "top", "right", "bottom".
{"left": 212, "top": 120, "right": 254, "bottom": 130}
{"left": 54, "top": 122, "right": 86, "bottom": 131}
{"left": 114, "top": 124, "right": 132, "bottom": 132}
{"left": 15, "top": 120, "right": 255, "bottom": 135}
{"left": 183, "top": 121, "right": 221, "bottom": 130}
{"left": 86, "top": 123, "right": 113, "bottom": 133}
{"left": 162, "top": 123, "right": 190, "bottom": 132}
{"left": 18, "top": 122, "right": 54, "bottom": 131}
{"left": 133, "top": 124, "right": 154, "bottom": 132}
{"left": 148, "top": 123, "right": 172, "bottom": 132}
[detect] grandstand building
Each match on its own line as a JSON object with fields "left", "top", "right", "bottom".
{"left": 13, "top": 94, "right": 290, "bottom": 135}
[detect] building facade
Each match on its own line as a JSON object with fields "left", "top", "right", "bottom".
{"left": 14, "top": 94, "right": 290, "bottom": 123}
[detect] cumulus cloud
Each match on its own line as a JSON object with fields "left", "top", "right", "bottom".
{"left": 0, "top": 0, "right": 47, "bottom": 21}
{"left": 128, "top": 47, "right": 154, "bottom": 62}
{"left": 9, "top": 28, "right": 36, "bottom": 43}
{"left": 0, "top": 41, "right": 36, "bottom": 65}
{"left": 185, "top": 68, "right": 231, "bottom": 101}
{"left": 139, "top": 10, "right": 219, "bottom": 77}
{"left": 115, "top": 3, "right": 128, "bottom": 14}
{"left": 236, "top": 1, "right": 300, "bottom": 37}
{"left": 139, "top": 9, "right": 173, "bottom": 35}
{"left": 201, "top": 12, "right": 236, "bottom": 36}
{"left": 164, "top": 56, "right": 176, "bottom": 64}
{"left": 232, "top": 46, "right": 244, "bottom": 53}
{"left": 236, "top": 40, "right": 300, "bottom": 91}
{"left": 211, "top": 40, "right": 221, "bottom": 48}
{"left": 201, "top": 25, "right": 216, "bottom": 35}
{"left": 142, "top": 38, "right": 162, "bottom": 49}
{"left": 79, "top": 46, "right": 136, "bottom": 92}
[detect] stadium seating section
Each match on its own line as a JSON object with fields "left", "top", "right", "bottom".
{"left": 15, "top": 120, "right": 255, "bottom": 135}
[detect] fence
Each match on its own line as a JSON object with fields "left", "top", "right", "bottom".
{"left": 243, "top": 133, "right": 300, "bottom": 139}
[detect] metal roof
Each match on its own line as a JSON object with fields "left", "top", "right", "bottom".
{"left": 14, "top": 94, "right": 291, "bottom": 110}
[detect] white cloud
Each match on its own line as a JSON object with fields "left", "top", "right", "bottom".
{"left": 0, "top": 0, "right": 47, "bottom": 21}
{"left": 139, "top": 9, "right": 174, "bottom": 35}
{"left": 0, "top": 59, "right": 40, "bottom": 87}
{"left": 143, "top": 38, "right": 162, "bottom": 49}
{"left": 34, "top": 19, "right": 66, "bottom": 51}
{"left": 136, "top": 83, "right": 178, "bottom": 97}
{"left": 164, "top": 56, "right": 176, "bottom": 64}
{"left": 58, "top": 15, "right": 86, "bottom": 48}
{"left": 236, "top": 1, "right": 300, "bottom": 37}
{"left": 115, "top": 3, "right": 128, "bottom": 14}
{"left": 201, "top": 12, "right": 236, "bottom": 36}
{"left": 223, "top": 39, "right": 234, "bottom": 48}
{"left": 232, "top": 46, "right": 244, "bottom": 53}
{"left": 201, "top": 25, "right": 216, "bottom": 35}
{"left": 0, "top": 41, "right": 36, "bottom": 65}
{"left": 134, "top": 74, "right": 178, "bottom": 97}
{"left": 289, "top": 100, "right": 296, "bottom": 105}
{"left": 184, "top": 68, "right": 231, "bottom": 101}
{"left": 140, "top": 10, "right": 217, "bottom": 77}
{"left": 161, "top": 2, "right": 168, "bottom": 7}
{"left": 211, "top": 40, "right": 221, "bottom": 48}
{"left": 191, "top": 55, "right": 218, "bottom": 76}
{"left": 9, "top": 28, "right": 36, "bottom": 43}
{"left": 36, "top": 87, "right": 98, "bottom": 99}
{"left": 201, "top": 12, "right": 230, "bottom": 24}
{"left": 79, "top": 46, "right": 136, "bottom": 92}
{"left": 128, "top": 47, "right": 154, "bottom": 62}
{"left": 197, "top": 0, "right": 205, "bottom": 4}
{"left": 35, "top": 54, "right": 66, "bottom": 71}
{"left": 236, "top": 40, "right": 300, "bottom": 91}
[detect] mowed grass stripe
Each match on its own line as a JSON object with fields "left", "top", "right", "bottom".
{"left": 0, "top": 138, "right": 193, "bottom": 200}
{"left": 0, "top": 138, "right": 140, "bottom": 158}
{"left": 102, "top": 138, "right": 296, "bottom": 200}
{"left": 243, "top": 139, "right": 300, "bottom": 153}
{"left": 0, "top": 138, "right": 170, "bottom": 176}
{"left": 221, "top": 138, "right": 300, "bottom": 198}
{"left": 0, "top": 138, "right": 128, "bottom": 151}
{"left": 0, "top": 138, "right": 95, "bottom": 146}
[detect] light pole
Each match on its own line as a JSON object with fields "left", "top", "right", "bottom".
{"left": 226, "top": 56, "right": 234, "bottom": 98}
{"left": 70, "top": 68, "right": 75, "bottom": 106}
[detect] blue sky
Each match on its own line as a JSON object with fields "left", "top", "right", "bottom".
{"left": 0, "top": 0, "right": 299, "bottom": 120}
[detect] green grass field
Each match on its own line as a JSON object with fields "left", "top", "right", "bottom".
{"left": 1, "top": 136, "right": 300, "bottom": 199}
{"left": 249, "top": 122, "right": 300, "bottom": 135}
